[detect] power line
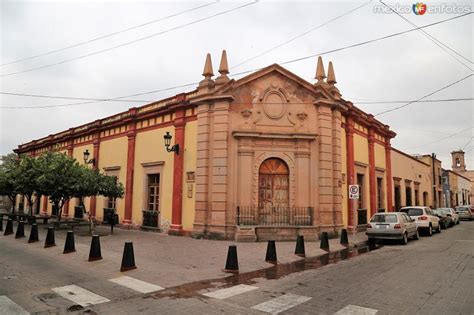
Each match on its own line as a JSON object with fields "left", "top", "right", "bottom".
{"left": 271, "top": 12, "right": 473, "bottom": 70}
{"left": 379, "top": 0, "right": 473, "bottom": 71}
{"left": 0, "top": 92, "right": 150, "bottom": 103}
{"left": 461, "top": 137, "right": 473, "bottom": 150}
{"left": 231, "top": 0, "right": 372, "bottom": 69}
{"left": 0, "top": 2, "right": 218, "bottom": 67}
{"left": 0, "top": 1, "right": 257, "bottom": 78}
{"left": 0, "top": 82, "right": 197, "bottom": 109}
{"left": 357, "top": 98, "right": 473, "bottom": 104}
{"left": 374, "top": 74, "right": 473, "bottom": 117}
{"left": 407, "top": 126, "right": 474, "bottom": 150}
{"left": 1, "top": 91, "right": 472, "bottom": 105}
{"left": 1, "top": 12, "right": 471, "bottom": 109}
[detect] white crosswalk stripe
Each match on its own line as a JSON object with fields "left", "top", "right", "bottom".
{"left": 335, "top": 304, "right": 378, "bottom": 314}
{"left": 251, "top": 293, "right": 311, "bottom": 314}
{"left": 203, "top": 284, "right": 258, "bottom": 300}
{"left": 0, "top": 296, "right": 29, "bottom": 315}
{"left": 109, "top": 276, "right": 164, "bottom": 294}
{"left": 52, "top": 285, "right": 110, "bottom": 307}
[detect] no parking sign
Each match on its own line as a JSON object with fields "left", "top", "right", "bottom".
{"left": 349, "top": 185, "right": 359, "bottom": 199}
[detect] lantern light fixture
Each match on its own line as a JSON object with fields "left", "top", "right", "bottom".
{"left": 164, "top": 132, "right": 179, "bottom": 155}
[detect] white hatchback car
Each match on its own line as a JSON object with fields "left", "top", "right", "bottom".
{"left": 400, "top": 206, "right": 441, "bottom": 236}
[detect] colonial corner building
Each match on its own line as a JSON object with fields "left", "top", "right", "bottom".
{"left": 13, "top": 51, "right": 469, "bottom": 241}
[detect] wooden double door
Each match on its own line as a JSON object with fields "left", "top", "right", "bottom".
{"left": 258, "top": 158, "right": 289, "bottom": 211}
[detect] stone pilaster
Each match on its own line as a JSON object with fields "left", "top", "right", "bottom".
{"left": 315, "top": 102, "right": 335, "bottom": 232}
{"left": 209, "top": 101, "right": 230, "bottom": 238}
{"left": 193, "top": 104, "right": 211, "bottom": 237}
{"left": 331, "top": 108, "right": 343, "bottom": 229}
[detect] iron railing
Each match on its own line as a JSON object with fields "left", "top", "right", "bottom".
{"left": 236, "top": 206, "right": 314, "bottom": 226}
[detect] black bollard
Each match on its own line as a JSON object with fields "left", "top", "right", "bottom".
{"left": 265, "top": 240, "right": 277, "bottom": 263}
{"left": 0, "top": 214, "right": 3, "bottom": 231}
{"left": 340, "top": 229, "right": 349, "bottom": 246}
{"left": 44, "top": 227, "right": 56, "bottom": 248}
{"left": 15, "top": 220, "right": 25, "bottom": 239}
{"left": 320, "top": 231, "right": 330, "bottom": 251}
{"left": 295, "top": 235, "right": 305, "bottom": 257}
{"left": 4, "top": 218, "right": 13, "bottom": 236}
{"left": 63, "top": 231, "right": 76, "bottom": 254}
{"left": 120, "top": 241, "right": 137, "bottom": 272}
{"left": 88, "top": 235, "right": 102, "bottom": 261}
{"left": 223, "top": 245, "right": 239, "bottom": 273}
{"left": 28, "top": 223, "right": 39, "bottom": 243}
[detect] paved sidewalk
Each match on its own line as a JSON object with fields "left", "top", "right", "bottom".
{"left": 1, "top": 221, "right": 368, "bottom": 289}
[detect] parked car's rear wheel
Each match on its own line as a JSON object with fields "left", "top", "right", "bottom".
{"left": 413, "top": 229, "right": 420, "bottom": 240}
{"left": 427, "top": 225, "right": 433, "bottom": 236}
{"left": 401, "top": 233, "right": 408, "bottom": 245}
{"left": 437, "top": 223, "right": 442, "bottom": 233}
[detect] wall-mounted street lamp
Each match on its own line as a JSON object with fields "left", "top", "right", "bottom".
{"left": 164, "top": 132, "right": 179, "bottom": 155}
{"left": 83, "top": 149, "right": 96, "bottom": 166}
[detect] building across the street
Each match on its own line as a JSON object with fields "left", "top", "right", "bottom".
{"left": 442, "top": 151, "right": 473, "bottom": 207}
{"left": 12, "top": 51, "right": 471, "bottom": 240}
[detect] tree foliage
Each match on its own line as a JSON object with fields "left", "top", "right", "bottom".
{"left": 15, "top": 154, "right": 42, "bottom": 216}
{"left": 0, "top": 151, "right": 125, "bottom": 221}
{"left": 0, "top": 153, "right": 20, "bottom": 211}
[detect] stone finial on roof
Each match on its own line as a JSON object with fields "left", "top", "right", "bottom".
{"left": 202, "top": 53, "right": 214, "bottom": 78}
{"left": 219, "top": 50, "right": 229, "bottom": 76}
{"left": 315, "top": 56, "right": 326, "bottom": 82}
{"left": 216, "top": 50, "right": 230, "bottom": 85}
{"left": 199, "top": 53, "right": 215, "bottom": 90}
{"left": 327, "top": 61, "right": 337, "bottom": 85}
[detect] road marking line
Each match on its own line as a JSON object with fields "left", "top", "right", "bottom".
{"left": 251, "top": 293, "right": 311, "bottom": 314}
{"left": 203, "top": 284, "right": 258, "bottom": 300}
{"left": 52, "top": 285, "right": 110, "bottom": 307}
{"left": 335, "top": 304, "right": 378, "bottom": 315}
{"left": 0, "top": 296, "right": 29, "bottom": 315}
{"left": 108, "top": 276, "right": 164, "bottom": 294}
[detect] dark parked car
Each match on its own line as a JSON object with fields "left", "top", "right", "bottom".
{"left": 433, "top": 209, "right": 452, "bottom": 229}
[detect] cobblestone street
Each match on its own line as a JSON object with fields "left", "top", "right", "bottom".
{"left": 1, "top": 221, "right": 473, "bottom": 314}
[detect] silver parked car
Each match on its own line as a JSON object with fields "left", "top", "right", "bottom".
{"left": 366, "top": 212, "right": 420, "bottom": 245}
{"left": 455, "top": 205, "right": 474, "bottom": 221}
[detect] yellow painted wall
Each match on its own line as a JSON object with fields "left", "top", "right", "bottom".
{"left": 354, "top": 134, "right": 368, "bottom": 164}
{"left": 70, "top": 143, "right": 93, "bottom": 216}
{"left": 374, "top": 143, "right": 385, "bottom": 169}
{"left": 182, "top": 121, "right": 197, "bottom": 230}
{"left": 96, "top": 136, "right": 128, "bottom": 222}
{"left": 133, "top": 126, "right": 175, "bottom": 227}
{"left": 391, "top": 149, "right": 431, "bottom": 208}
{"left": 340, "top": 127, "right": 348, "bottom": 227}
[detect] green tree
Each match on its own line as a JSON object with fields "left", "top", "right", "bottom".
{"left": 99, "top": 174, "right": 125, "bottom": 204}
{"left": 36, "top": 152, "right": 82, "bottom": 222}
{"left": 0, "top": 153, "right": 20, "bottom": 212}
{"left": 15, "top": 155, "right": 42, "bottom": 216}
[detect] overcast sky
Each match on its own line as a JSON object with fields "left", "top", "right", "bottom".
{"left": 1, "top": 0, "right": 472, "bottom": 169}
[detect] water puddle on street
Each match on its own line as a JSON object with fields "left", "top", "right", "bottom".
{"left": 153, "top": 243, "right": 381, "bottom": 300}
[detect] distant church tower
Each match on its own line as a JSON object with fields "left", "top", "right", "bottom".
{"left": 451, "top": 150, "right": 466, "bottom": 172}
